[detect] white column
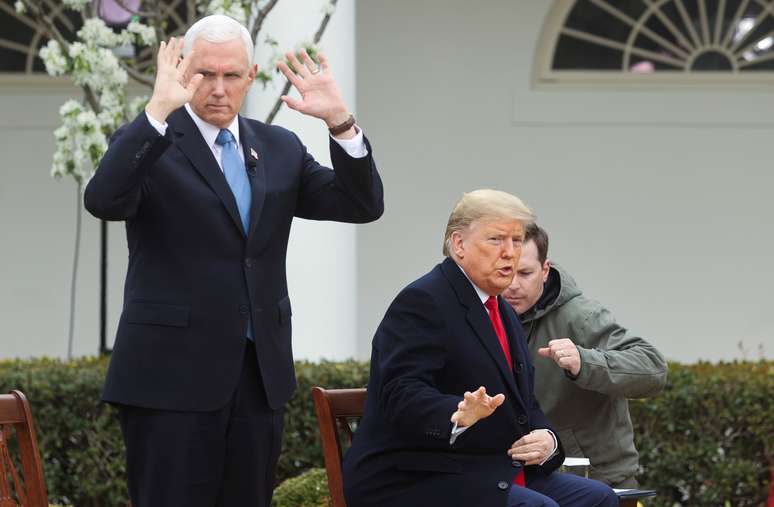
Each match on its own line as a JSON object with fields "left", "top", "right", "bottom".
{"left": 245, "top": 0, "right": 358, "bottom": 361}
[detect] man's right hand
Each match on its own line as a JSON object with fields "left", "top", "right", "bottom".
{"left": 145, "top": 37, "right": 204, "bottom": 123}
{"left": 450, "top": 386, "right": 505, "bottom": 428}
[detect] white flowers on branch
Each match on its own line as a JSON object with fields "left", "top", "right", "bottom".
{"left": 39, "top": 13, "right": 155, "bottom": 184}
{"left": 204, "top": 0, "right": 248, "bottom": 25}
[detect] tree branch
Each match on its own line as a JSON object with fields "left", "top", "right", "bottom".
{"left": 121, "top": 60, "right": 155, "bottom": 88}
{"left": 264, "top": 0, "right": 339, "bottom": 124}
{"left": 312, "top": 0, "right": 338, "bottom": 44}
{"left": 264, "top": 79, "right": 291, "bottom": 126}
{"left": 251, "top": 0, "right": 280, "bottom": 42}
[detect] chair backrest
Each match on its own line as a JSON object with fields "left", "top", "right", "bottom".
{"left": 0, "top": 390, "right": 48, "bottom": 507}
{"left": 310, "top": 387, "right": 367, "bottom": 507}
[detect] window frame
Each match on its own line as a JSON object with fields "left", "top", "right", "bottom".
{"left": 533, "top": 0, "right": 774, "bottom": 88}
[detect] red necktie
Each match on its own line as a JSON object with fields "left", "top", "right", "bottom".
{"left": 484, "top": 296, "right": 512, "bottom": 368}
{"left": 484, "top": 296, "right": 525, "bottom": 487}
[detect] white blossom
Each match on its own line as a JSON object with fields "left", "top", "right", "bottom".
{"left": 127, "top": 96, "right": 150, "bottom": 118}
{"left": 204, "top": 0, "right": 247, "bottom": 25}
{"left": 126, "top": 20, "right": 157, "bottom": 46}
{"left": 322, "top": 1, "right": 336, "bottom": 16}
{"left": 60, "top": 99, "right": 83, "bottom": 117}
{"left": 98, "top": 88, "right": 126, "bottom": 131}
{"left": 69, "top": 43, "right": 128, "bottom": 90}
{"left": 14, "top": 1, "right": 25, "bottom": 14}
{"left": 39, "top": 40, "right": 68, "bottom": 76}
{"left": 78, "top": 18, "right": 119, "bottom": 47}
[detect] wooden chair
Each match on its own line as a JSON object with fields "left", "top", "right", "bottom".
{"left": 310, "top": 387, "right": 367, "bottom": 507}
{"left": 310, "top": 386, "right": 650, "bottom": 507}
{"left": 0, "top": 390, "right": 48, "bottom": 507}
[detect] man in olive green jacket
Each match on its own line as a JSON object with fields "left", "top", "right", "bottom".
{"left": 503, "top": 224, "right": 667, "bottom": 488}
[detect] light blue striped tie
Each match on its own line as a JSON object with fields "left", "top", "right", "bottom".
{"left": 215, "top": 129, "right": 254, "bottom": 341}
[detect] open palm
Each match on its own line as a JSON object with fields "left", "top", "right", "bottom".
{"left": 276, "top": 50, "right": 349, "bottom": 126}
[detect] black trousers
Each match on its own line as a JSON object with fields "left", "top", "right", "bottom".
{"left": 118, "top": 341, "right": 284, "bottom": 507}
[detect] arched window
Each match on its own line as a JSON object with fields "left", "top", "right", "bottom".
{"left": 535, "top": 0, "right": 774, "bottom": 85}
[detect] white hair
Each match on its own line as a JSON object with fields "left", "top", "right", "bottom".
{"left": 183, "top": 14, "right": 254, "bottom": 64}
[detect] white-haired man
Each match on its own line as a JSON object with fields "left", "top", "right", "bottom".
{"left": 343, "top": 190, "right": 616, "bottom": 507}
{"left": 85, "top": 14, "right": 383, "bottom": 507}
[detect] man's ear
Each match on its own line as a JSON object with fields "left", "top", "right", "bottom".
{"left": 451, "top": 231, "right": 465, "bottom": 259}
{"left": 248, "top": 64, "right": 258, "bottom": 83}
{"left": 542, "top": 259, "right": 551, "bottom": 282}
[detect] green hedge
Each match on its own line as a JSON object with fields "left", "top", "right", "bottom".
{"left": 0, "top": 358, "right": 770, "bottom": 506}
{"left": 272, "top": 468, "right": 330, "bottom": 507}
{"left": 631, "top": 361, "right": 773, "bottom": 506}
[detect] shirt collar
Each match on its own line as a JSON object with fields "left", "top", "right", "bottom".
{"left": 454, "top": 261, "right": 491, "bottom": 305}
{"left": 185, "top": 103, "right": 240, "bottom": 150}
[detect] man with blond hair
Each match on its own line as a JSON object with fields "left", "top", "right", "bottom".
{"left": 343, "top": 190, "right": 616, "bottom": 506}
{"left": 85, "top": 13, "right": 383, "bottom": 507}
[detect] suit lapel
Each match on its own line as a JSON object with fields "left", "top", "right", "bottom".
{"left": 440, "top": 258, "right": 523, "bottom": 408}
{"left": 238, "top": 116, "right": 266, "bottom": 243}
{"left": 168, "top": 109, "right": 245, "bottom": 237}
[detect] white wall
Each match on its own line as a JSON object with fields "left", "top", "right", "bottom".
{"left": 0, "top": 81, "right": 128, "bottom": 359}
{"left": 355, "top": 0, "right": 774, "bottom": 363}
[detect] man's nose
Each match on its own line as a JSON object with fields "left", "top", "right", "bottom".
{"left": 502, "top": 240, "right": 516, "bottom": 257}
{"left": 212, "top": 76, "right": 225, "bottom": 95}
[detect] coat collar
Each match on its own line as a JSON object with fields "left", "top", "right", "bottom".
{"left": 167, "top": 108, "right": 266, "bottom": 241}
{"left": 440, "top": 257, "right": 525, "bottom": 411}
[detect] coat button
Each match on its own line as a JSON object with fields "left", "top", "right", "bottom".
{"left": 238, "top": 305, "right": 248, "bottom": 315}
{"left": 517, "top": 415, "right": 528, "bottom": 425}
{"left": 514, "top": 362, "right": 524, "bottom": 373}
{"left": 497, "top": 481, "right": 509, "bottom": 490}
{"left": 244, "top": 258, "right": 255, "bottom": 269}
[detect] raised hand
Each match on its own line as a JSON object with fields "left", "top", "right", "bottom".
{"left": 276, "top": 50, "right": 353, "bottom": 135}
{"left": 538, "top": 338, "right": 581, "bottom": 377}
{"left": 450, "top": 386, "right": 505, "bottom": 428}
{"left": 145, "top": 37, "right": 204, "bottom": 123}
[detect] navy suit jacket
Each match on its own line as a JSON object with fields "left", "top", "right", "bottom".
{"left": 343, "top": 257, "right": 564, "bottom": 507}
{"left": 84, "top": 108, "right": 383, "bottom": 411}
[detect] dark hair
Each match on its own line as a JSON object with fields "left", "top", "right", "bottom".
{"left": 524, "top": 223, "right": 549, "bottom": 264}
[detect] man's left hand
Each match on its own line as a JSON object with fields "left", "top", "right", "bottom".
{"left": 538, "top": 338, "right": 581, "bottom": 377}
{"left": 508, "top": 429, "right": 554, "bottom": 466}
{"left": 277, "top": 50, "right": 355, "bottom": 138}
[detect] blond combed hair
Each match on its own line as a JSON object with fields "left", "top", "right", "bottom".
{"left": 442, "top": 189, "right": 535, "bottom": 256}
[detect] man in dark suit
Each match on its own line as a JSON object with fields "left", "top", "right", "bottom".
{"left": 343, "top": 190, "right": 615, "bottom": 506}
{"left": 84, "top": 14, "right": 383, "bottom": 507}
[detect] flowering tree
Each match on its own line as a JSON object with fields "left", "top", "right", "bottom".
{"left": 14, "top": 0, "right": 338, "bottom": 357}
